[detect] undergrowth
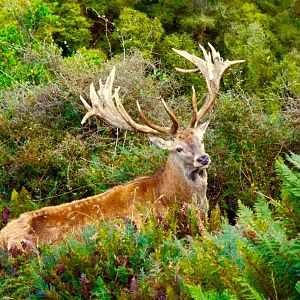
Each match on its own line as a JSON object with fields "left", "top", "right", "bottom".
{"left": 0, "top": 153, "right": 299, "bottom": 299}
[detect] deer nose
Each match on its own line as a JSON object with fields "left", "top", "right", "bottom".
{"left": 196, "top": 154, "right": 209, "bottom": 166}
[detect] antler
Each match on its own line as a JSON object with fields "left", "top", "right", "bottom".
{"left": 80, "top": 67, "right": 179, "bottom": 135}
{"left": 173, "top": 43, "right": 245, "bottom": 127}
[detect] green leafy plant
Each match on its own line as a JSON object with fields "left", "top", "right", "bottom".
{"left": 274, "top": 152, "right": 300, "bottom": 237}
{"left": 0, "top": 1, "right": 299, "bottom": 297}
{"left": 113, "top": 7, "right": 164, "bottom": 59}
{"left": 1, "top": 154, "right": 300, "bottom": 298}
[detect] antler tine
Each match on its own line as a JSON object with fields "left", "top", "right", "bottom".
{"left": 80, "top": 67, "right": 131, "bottom": 129}
{"left": 80, "top": 67, "right": 179, "bottom": 136}
{"left": 161, "top": 99, "right": 179, "bottom": 135}
{"left": 189, "top": 86, "right": 198, "bottom": 128}
{"left": 136, "top": 98, "right": 179, "bottom": 135}
{"left": 113, "top": 91, "right": 162, "bottom": 134}
{"left": 173, "top": 44, "right": 245, "bottom": 126}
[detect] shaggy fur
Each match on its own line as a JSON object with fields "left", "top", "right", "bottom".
{"left": 0, "top": 129, "right": 209, "bottom": 251}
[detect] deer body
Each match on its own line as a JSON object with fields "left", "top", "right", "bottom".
{"left": 0, "top": 44, "right": 244, "bottom": 251}
{"left": 0, "top": 129, "right": 209, "bottom": 249}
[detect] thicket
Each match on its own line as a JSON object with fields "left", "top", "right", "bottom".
{"left": 0, "top": 0, "right": 299, "bottom": 298}
{"left": 0, "top": 153, "right": 299, "bottom": 298}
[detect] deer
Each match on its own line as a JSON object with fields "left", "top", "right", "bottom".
{"left": 0, "top": 44, "right": 244, "bottom": 252}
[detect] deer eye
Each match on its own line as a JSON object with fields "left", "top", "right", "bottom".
{"left": 176, "top": 147, "right": 183, "bottom": 153}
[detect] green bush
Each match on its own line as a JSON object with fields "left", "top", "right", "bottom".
{"left": 208, "top": 91, "right": 294, "bottom": 211}
{"left": 224, "top": 22, "right": 278, "bottom": 93}
{"left": 274, "top": 153, "right": 300, "bottom": 238}
{"left": 157, "top": 33, "right": 213, "bottom": 97}
{"left": 45, "top": 0, "right": 92, "bottom": 55}
{"left": 273, "top": 48, "right": 300, "bottom": 98}
{"left": 0, "top": 1, "right": 299, "bottom": 297}
{"left": 113, "top": 7, "right": 164, "bottom": 59}
{"left": 1, "top": 154, "right": 299, "bottom": 299}
{"left": 158, "top": 33, "right": 198, "bottom": 70}
{"left": 0, "top": 1, "right": 57, "bottom": 89}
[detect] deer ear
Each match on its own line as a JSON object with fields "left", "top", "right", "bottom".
{"left": 195, "top": 119, "right": 210, "bottom": 139}
{"left": 196, "top": 119, "right": 210, "bottom": 133}
{"left": 149, "top": 136, "right": 174, "bottom": 150}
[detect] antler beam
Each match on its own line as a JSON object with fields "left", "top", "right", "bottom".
{"left": 80, "top": 67, "right": 179, "bottom": 136}
{"left": 173, "top": 43, "right": 245, "bottom": 127}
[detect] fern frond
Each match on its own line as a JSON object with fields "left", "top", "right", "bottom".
{"left": 275, "top": 159, "right": 298, "bottom": 187}
{"left": 237, "top": 200, "right": 255, "bottom": 226}
{"left": 185, "top": 284, "right": 236, "bottom": 300}
{"left": 286, "top": 153, "right": 300, "bottom": 170}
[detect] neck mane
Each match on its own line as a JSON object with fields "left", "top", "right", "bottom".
{"left": 157, "top": 154, "right": 208, "bottom": 215}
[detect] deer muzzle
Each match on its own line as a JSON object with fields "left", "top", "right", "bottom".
{"left": 194, "top": 154, "right": 210, "bottom": 168}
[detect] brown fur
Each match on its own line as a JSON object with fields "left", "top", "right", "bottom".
{"left": 0, "top": 129, "right": 209, "bottom": 250}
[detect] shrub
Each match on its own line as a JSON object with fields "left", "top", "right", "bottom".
{"left": 274, "top": 153, "right": 300, "bottom": 238}
{"left": 113, "top": 7, "right": 164, "bottom": 59}
{"left": 44, "top": 0, "right": 92, "bottom": 55}
{"left": 224, "top": 22, "right": 278, "bottom": 93}
{"left": 0, "top": 49, "right": 183, "bottom": 221}
{"left": 207, "top": 91, "right": 294, "bottom": 213}
{"left": 273, "top": 48, "right": 300, "bottom": 98}
{"left": 0, "top": 0, "right": 58, "bottom": 90}
{"left": 1, "top": 154, "right": 299, "bottom": 299}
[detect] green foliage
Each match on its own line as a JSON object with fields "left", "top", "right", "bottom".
{"left": 45, "top": 0, "right": 92, "bottom": 55}
{"left": 113, "top": 7, "right": 164, "bottom": 59}
{"left": 180, "top": 13, "right": 216, "bottom": 35}
{"left": 159, "top": 32, "right": 196, "bottom": 70}
{"left": 82, "top": 0, "right": 140, "bottom": 20}
{"left": 70, "top": 47, "right": 107, "bottom": 66}
{"left": 0, "top": 1, "right": 57, "bottom": 89}
{"left": 0, "top": 24, "right": 25, "bottom": 87}
{"left": 1, "top": 0, "right": 299, "bottom": 97}
{"left": 185, "top": 284, "right": 234, "bottom": 300}
{"left": 19, "top": 0, "right": 57, "bottom": 41}
{"left": 224, "top": 22, "right": 277, "bottom": 93}
{"left": 158, "top": 33, "right": 207, "bottom": 94}
{"left": 209, "top": 204, "right": 223, "bottom": 233}
{"left": 135, "top": 0, "right": 199, "bottom": 32}
{"left": 0, "top": 1, "right": 299, "bottom": 298}
{"left": 274, "top": 153, "right": 300, "bottom": 237}
{"left": 10, "top": 187, "right": 37, "bottom": 218}
{"left": 85, "top": 143, "right": 166, "bottom": 193}
{"left": 236, "top": 195, "right": 300, "bottom": 299}
{"left": 273, "top": 48, "right": 300, "bottom": 97}
{"left": 208, "top": 91, "right": 294, "bottom": 210}
{"left": 1, "top": 156, "right": 300, "bottom": 298}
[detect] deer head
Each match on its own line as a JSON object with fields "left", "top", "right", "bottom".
{"left": 80, "top": 43, "right": 244, "bottom": 182}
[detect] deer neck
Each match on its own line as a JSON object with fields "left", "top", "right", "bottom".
{"left": 159, "top": 154, "right": 208, "bottom": 212}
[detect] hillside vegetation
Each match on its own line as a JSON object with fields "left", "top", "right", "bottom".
{"left": 0, "top": 0, "right": 299, "bottom": 298}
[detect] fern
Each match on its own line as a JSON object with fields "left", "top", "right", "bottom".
{"left": 1, "top": 154, "right": 300, "bottom": 299}
{"left": 275, "top": 153, "right": 300, "bottom": 237}
{"left": 92, "top": 276, "right": 112, "bottom": 300}
{"left": 275, "top": 153, "right": 300, "bottom": 200}
{"left": 185, "top": 284, "right": 235, "bottom": 300}
{"left": 235, "top": 179, "right": 300, "bottom": 299}
{"left": 286, "top": 152, "right": 300, "bottom": 169}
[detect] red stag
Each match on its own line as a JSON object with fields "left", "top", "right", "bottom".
{"left": 0, "top": 44, "right": 244, "bottom": 251}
